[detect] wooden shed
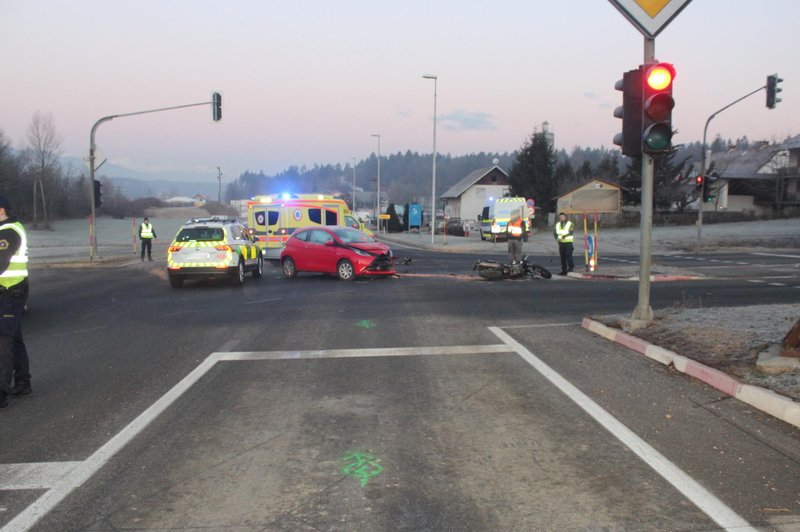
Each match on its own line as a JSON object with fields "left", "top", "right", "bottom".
{"left": 556, "top": 179, "right": 622, "bottom": 214}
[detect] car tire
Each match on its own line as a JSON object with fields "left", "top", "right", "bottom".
{"left": 337, "top": 259, "right": 356, "bottom": 281}
{"left": 252, "top": 255, "right": 263, "bottom": 279}
{"left": 282, "top": 257, "right": 297, "bottom": 279}
{"left": 231, "top": 259, "right": 245, "bottom": 286}
{"left": 169, "top": 275, "right": 184, "bottom": 288}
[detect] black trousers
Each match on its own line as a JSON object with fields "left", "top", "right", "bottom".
{"left": 558, "top": 242, "right": 574, "bottom": 272}
{"left": 141, "top": 238, "right": 153, "bottom": 260}
{"left": 0, "top": 289, "right": 27, "bottom": 394}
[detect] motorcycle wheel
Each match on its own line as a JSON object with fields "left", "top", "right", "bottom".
{"left": 529, "top": 264, "right": 552, "bottom": 279}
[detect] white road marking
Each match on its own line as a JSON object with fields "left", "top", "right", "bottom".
{"left": 751, "top": 252, "right": 800, "bottom": 259}
{"left": 243, "top": 297, "right": 283, "bottom": 305}
{"left": 747, "top": 280, "right": 766, "bottom": 283}
{"left": 736, "top": 262, "right": 750, "bottom": 265}
{"left": 3, "top": 336, "right": 755, "bottom": 532}
{"left": 768, "top": 283, "right": 786, "bottom": 287}
{"left": 1, "top": 342, "right": 511, "bottom": 531}
{"left": 0, "top": 462, "right": 82, "bottom": 490}
{"left": 501, "top": 322, "right": 581, "bottom": 329}
{"left": 490, "top": 326, "right": 756, "bottom": 532}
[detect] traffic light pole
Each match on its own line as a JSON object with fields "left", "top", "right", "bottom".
{"left": 632, "top": 37, "right": 656, "bottom": 322}
{"left": 88, "top": 99, "right": 215, "bottom": 259}
{"left": 697, "top": 84, "right": 767, "bottom": 244}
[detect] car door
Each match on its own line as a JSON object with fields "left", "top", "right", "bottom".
{"left": 307, "top": 229, "right": 336, "bottom": 272}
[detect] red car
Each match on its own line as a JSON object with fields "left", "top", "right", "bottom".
{"left": 280, "top": 226, "right": 396, "bottom": 281}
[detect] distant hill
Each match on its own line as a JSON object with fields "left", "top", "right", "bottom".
{"left": 60, "top": 155, "right": 219, "bottom": 199}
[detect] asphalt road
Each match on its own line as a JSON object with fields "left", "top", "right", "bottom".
{"left": 1, "top": 249, "right": 799, "bottom": 531}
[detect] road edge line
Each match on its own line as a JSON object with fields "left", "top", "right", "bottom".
{"left": 581, "top": 318, "right": 800, "bottom": 430}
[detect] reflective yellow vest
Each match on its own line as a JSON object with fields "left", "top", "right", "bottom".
{"left": 555, "top": 220, "right": 574, "bottom": 243}
{"left": 507, "top": 219, "right": 524, "bottom": 239}
{"left": 0, "top": 221, "right": 28, "bottom": 288}
{"left": 140, "top": 222, "right": 154, "bottom": 239}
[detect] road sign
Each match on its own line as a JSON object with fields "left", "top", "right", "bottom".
{"left": 378, "top": 214, "right": 390, "bottom": 220}
{"left": 608, "top": 0, "right": 692, "bottom": 38}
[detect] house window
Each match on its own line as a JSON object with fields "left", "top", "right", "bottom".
{"left": 491, "top": 174, "right": 497, "bottom": 182}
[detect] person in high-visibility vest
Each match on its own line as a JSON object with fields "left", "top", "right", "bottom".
{"left": 506, "top": 211, "right": 527, "bottom": 264}
{"left": 0, "top": 196, "right": 30, "bottom": 409}
{"left": 553, "top": 212, "right": 575, "bottom": 276}
{"left": 139, "top": 217, "right": 157, "bottom": 262}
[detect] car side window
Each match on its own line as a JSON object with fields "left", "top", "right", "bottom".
{"left": 294, "top": 230, "right": 310, "bottom": 242}
{"left": 231, "top": 224, "right": 244, "bottom": 240}
{"left": 310, "top": 230, "right": 332, "bottom": 244}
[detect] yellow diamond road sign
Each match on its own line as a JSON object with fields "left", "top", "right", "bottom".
{"left": 609, "top": 0, "right": 692, "bottom": 38}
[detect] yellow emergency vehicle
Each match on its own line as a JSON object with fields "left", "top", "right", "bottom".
{"left": 247, "top": 194, "right": 371, "bottom": 259}
{"left": 479, "top": 196, "right": 531, "bottom": 241}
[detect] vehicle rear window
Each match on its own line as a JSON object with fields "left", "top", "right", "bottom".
{"left": 268, "top": 211, "right": 279, "bottom": 225}
{"left": 308, "top": 208, "right": 322, "bottom": 224}
{"left": 325, "top": 210, "right": 337, "bottom": 225}
{"left": 175, "top": 227, "right": 225, "bottom": 242}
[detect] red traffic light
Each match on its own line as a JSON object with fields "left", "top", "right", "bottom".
{"left": 645, "top": 63, "right": 675, "bottom": 91}
{"left": 696, "top": 175, "right": 703, "bottom": 185}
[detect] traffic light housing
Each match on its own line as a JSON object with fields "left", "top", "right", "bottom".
{"left": 642, "top": 62, "right": 675, "bottom": 154}
{"left": 766, "top": 74, "right": 782, "bottom": 109}
{"left": 212, "top": 92, "right": 222, "bottom": 121}
{"left": 93, "top": 179, "right": 102, "bottom": 208}
{"left": 695, "top": 175, "right": 704, "bottom": 191}
{"left": 613, "top": 67, "right": 643, "bottom": 157}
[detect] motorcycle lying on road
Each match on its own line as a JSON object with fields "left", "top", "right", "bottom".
{"left": 473, "top": 255, "right": 552, "bottom": 281}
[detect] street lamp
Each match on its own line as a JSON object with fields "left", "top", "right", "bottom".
{"left": 371, "top": 133, "right": 381, "bottom": 230}
{"left": 350, "top": 157, "right": 357, "bottom": 212}
{"left": 422, "top": 74, "right": 437, "bottom": 243}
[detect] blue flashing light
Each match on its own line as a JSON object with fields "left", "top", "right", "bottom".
{"left": 281, "top": 192, "right": 292, "bottom": 200}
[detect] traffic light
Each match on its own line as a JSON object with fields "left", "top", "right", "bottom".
{"left": 212, "top": 92, "right": 222, "bottom": 121}
{"left": 642, "top": 62, "right": 675, "bottom": 154}
{"left": 695, "top": 175, "right": 704, "bottom": 191}
{"left": 766, "top": 74, "right": 782, "bottom": 109}
{"left": 93, "top": 179, "right": 102, "bottom": 208}
{"left": 613, "top": 67, "right": 643, "bottom": 157}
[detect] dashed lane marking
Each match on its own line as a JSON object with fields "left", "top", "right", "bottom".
{"left": 751, "top": 252, "right": 800, "bottom": 260}
{"left": 747, "top": 280, "right": 766, "bottom": 283}
{"left": 768, "top": 283, "right": 787, "bottom": 287}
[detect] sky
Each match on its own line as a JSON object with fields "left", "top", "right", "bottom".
{"left": 1, "top": 0, "right": 798, "bottom": 182}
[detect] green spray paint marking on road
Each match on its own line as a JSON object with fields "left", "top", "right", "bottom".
{"left": 356, "top": 320, "right": 376, "bottom": 329}
{"left": 342, "top": 452, "right": 383, "bottom": 487}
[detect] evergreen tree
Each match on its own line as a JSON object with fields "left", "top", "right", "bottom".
{"left": 508, "top": 131, "right": 558, "bottom": 212}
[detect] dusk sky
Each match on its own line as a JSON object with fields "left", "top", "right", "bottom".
{"left": 1, "top": 0, "right": 797, "bottom": 181}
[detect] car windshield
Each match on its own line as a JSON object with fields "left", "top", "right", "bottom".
{"left": 333, "top": 227, "right": 374, "bottom": 244}
{"left": 175, "top": 227, "right": 225, "bottom": 242}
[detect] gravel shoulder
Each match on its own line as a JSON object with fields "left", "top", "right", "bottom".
{"left": 597, "top": 305, "right": 800, "bottom": 401}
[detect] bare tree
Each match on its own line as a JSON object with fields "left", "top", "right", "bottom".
{"left": 25, "top": 111, "right": 63, "bottom": 228}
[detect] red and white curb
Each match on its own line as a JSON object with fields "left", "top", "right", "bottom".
{"left": 581, "top": 317, "right": 800, "bottom": 429}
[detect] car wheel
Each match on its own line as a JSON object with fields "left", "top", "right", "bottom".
{"left": 282, "top": 257, "right": 297, "bottom": 279}
{"left": 252, "top": 255, "right": 263, "bottom": 279}
{"left": 337, "top": 259, "right": 355, "bottom": 281}
{"left": 231, "top": 259, "right": 245, "bottom": 286}
{"left": 169, "top": 275, "right": 184, "bottom": 288}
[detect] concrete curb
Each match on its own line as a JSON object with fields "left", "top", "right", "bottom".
{"left": 581, "top": 317, "right": 800, "bottom": 429}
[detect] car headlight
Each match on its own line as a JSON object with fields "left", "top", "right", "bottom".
{"left": 353, "top": 248, "right": 371, "bottom": 256}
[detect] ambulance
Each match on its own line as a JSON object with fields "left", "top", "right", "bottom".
{"left": 247, "top": 194, "right": 371, "bottom": 259}
{"left": 478, "top": 196, "right": 530, "bottom": 241}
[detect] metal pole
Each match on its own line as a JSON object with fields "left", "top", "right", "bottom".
{"left": 632, "top": 37, "right": 656, "bottom": 322}
{"left": 697, "top": 84, "right": 766, "bottom": 244}
{"left": 423, "top": 74, "right": 438, "bottom": 243}
{"left": 216, "top": 166, "right": 222, "bottom": 204}
{"left": 87, "top": 98, "right": 215, "bottom": 260}
{"left": 351, "top": 157, "right": 357, "bottom": 212}
{"left": 371, "top": 134, "right": 381, "bottom": 230}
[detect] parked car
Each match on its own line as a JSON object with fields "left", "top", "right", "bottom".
{"left": 280, "top": 226, "right": 395, "bottom": 281}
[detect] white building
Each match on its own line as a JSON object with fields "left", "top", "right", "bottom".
{"left": 440, "top": 166, "right": 511, "bottom": 222}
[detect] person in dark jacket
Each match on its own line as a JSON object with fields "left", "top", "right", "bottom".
{"left": 0, "top": 196, "right": 30, "bottom": 409}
